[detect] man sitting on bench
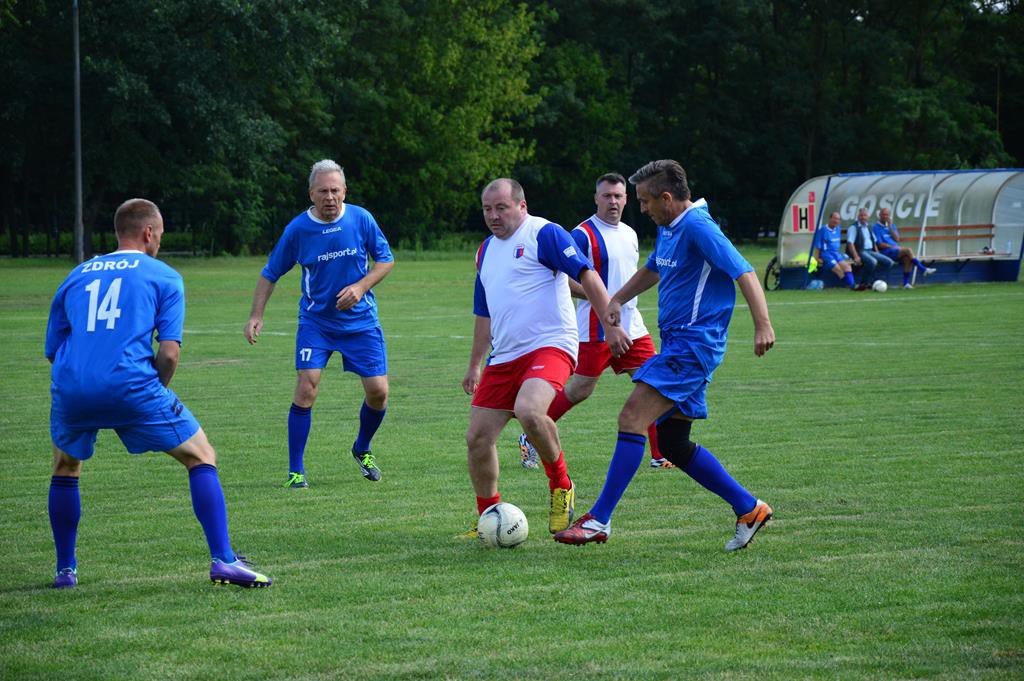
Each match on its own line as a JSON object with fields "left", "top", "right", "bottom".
{"left": 846, "top": 208, "right": 894, "bottom": 289}
{"left": 872, "top": 207, "right": 937, "bottom": 289}
{"left": 814, "top": 211, "right": 857, "bottom": 289}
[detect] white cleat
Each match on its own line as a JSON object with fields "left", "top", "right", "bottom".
{"left": 726, "top": 499, "right": 773, "bottom": 551}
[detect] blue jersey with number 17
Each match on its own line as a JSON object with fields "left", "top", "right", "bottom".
{"left": 45, "top": 250, "right": 185, "bottom": 420}
{"left": 262, "top": 205, "right": 394, "bottom": 334}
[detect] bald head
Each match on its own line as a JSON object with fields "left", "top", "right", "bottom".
{"left": 114, "top": 198, "right": 164, "bottom": 256}
{"left": 114, "top": 199, "right": 162, "bottom": 239}
{"left": 481, "top": 178, "right": 525, "bottom": 203}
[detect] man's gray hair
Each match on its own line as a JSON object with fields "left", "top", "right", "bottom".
{"left": 481, "top": 178, "right": 525, "bottom": 203}
{"left": 628, "top": 160, "right": 690, "bottom": 202}
{"left": 309, "top": 159, "right": 346, "bottom": 190}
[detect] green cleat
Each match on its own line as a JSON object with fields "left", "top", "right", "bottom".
{"left": 283, "top": 472, "right": 308, "bottom": 488}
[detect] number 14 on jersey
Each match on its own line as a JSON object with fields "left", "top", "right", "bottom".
{"left": 85, "top": 278, "right": 123, "bottom": 331}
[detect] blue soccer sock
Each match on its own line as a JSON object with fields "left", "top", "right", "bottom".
{"left": 288, "top": 403, "right": 312, "bottom": 474}
{"left": 683, "top": 445, "right": 757, "bottom": 516}
{"left": 903, "top": 271, "right": 912, "bottom": 287}
{"left": 49, "top": 476, "right": 81, "bottom": 571}
{"left": 187, "top": 464, "right": 235, "bottom": 564}
{"left": 913, "top": 258, "right": 926, "bottom": 272}
{"left": 589, "top": 432, "right": 647, "bottom": 525}
{"left": 353, "top": 401, "right": 387, "bottom": 453}
{"left": 842, "top": 271, "right": 855, "bottom": 288}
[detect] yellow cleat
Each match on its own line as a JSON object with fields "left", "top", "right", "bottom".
{"left": 457, "top": 523, "right": 479, "bottom": 540}
{"left": 548, "top": 479, "right": 575, "bottom": 534}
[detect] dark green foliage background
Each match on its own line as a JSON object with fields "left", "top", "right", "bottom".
{"left": 2, "top": 1, "right": 1022, "bottom": 256}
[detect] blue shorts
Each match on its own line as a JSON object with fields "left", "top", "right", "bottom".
{"left": 821, "top": 253, "right": 849, "bottom": 270}
{"left": 50, "top": 388, "right": 201, "bottom": 461}
{"left": 295, "top": 322, "right": 388, "bottom": 377}
{"left": 632, "top": 348, "right": 709, "bottom": 421}
{"left": 880, "top": 247, "right": 901, "bottom": 259}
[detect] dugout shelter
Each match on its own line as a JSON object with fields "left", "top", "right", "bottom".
{"left": 767, "top": 169, "right": 1024, "bottom": 290}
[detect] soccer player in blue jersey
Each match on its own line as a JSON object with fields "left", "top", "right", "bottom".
{"left": 45, "top": 198, "right": 272, "bottom": 589}
{"left": 245, "top": 160, "right": 394, "bottom": 488}
{"left": 872, "top": 207, "right": 936, "bottom": 288}
{"left": 813, "top": 211, "right": 857, "bottom": 289}
{"left": 554, "top": 160, "right": 776, "bottom": 550}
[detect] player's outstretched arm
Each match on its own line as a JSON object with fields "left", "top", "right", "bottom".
{"left": 336, "top": 261, "right": 395, "bottom": 310}
{"left": 463, "top": 316, "right": 491, "bottom": 395}
{"left": 245, "top": 276, "right": 276, "bottom": 344}
{"left": 605, "top": 267, "right": 659, "bottom": 327}
{"left": 155, "top": 340, "right": 181, "bottom": 386}
{"left": 736, "top": 271, "right": 775, "bottom": 357}
{"left": 580, "top": 270, "right": 631, "bottom": 357}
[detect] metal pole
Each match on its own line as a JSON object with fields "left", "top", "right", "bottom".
{"left": 911, "top": 175, "right": 936, "bottom": 287}
{"left": 73, "top": 0, "right": 84, "bottom": 263}
{"left": 803, "top": 175, "right": 833, "bottom": 289}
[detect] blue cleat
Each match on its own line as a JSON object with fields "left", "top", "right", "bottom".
{"left": 53, "top": 567, "right": 78, "bottom": 589}
{"left": 210, "top": 556, "right": 272, "bottom": 588}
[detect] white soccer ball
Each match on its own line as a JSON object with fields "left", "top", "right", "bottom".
{"left": 872, "top": 280, "right": 888, "bottom": 293}
{"left": 477, "top": 502, "right": 529, "bottom": 548}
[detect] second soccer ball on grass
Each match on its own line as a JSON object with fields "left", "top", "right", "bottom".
{"left": 872, "top": 280, "right": 888, "bottom": 293}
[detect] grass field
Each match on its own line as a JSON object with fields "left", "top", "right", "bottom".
{"left": 1, "top": 246, "right": 1022, "bottom": 679}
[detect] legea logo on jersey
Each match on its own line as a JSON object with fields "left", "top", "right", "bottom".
{"left": 513, "top": 244, "right": 525, "bottom": 258}
{"left": 322, "top": 226, "right": 343, "bottom": 234}
{"left": 318, "top": 248, "right": 358, "bottom": 262}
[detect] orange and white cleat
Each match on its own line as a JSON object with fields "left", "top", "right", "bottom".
{"left": 725, "top": 499, "right": 773, "bottom": 551}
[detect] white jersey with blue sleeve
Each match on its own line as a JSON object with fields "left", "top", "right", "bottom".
{"left": 261, "top": 205, "right": 393, "bottom": 334}
{"left": 473, "top": 215, "right": 590, "bottom": 365}
{"left": 45, "top": 250, "right": 185, "bottom": 419}
{"left": 644, "top": 199, "right": 753, "bottom": 374}
{"left": 571, "top": 216, "right": 649, "bottom": 343}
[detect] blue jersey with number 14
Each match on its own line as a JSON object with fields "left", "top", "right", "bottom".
{"left": 45, "top": 250, "right": 185, "bottom": 419}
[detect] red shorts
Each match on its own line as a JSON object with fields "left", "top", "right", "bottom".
{"left": 472, "top": 347, "right": 575, "bottom": 411}
{"left": 575, "top": 335, "right": 657, "bottom": 377}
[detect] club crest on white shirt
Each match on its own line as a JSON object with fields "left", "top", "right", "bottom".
{"left": 514, "top": 244, "right": 525, "bottom": 258}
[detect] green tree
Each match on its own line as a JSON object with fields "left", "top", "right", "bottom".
{"left": 328, "top": 0, "right": 542, "bottom": 246}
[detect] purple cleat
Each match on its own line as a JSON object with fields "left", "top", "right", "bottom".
{"left": 53, "top": 567, "right": 78, "bottom": 589}
{"left": 210, "top": 556, "right": 272, "bottom": 588}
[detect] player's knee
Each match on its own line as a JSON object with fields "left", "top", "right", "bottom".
{"left": 365, "top": 388, "right": 388, "bottom": 410}
{"left": 52, "top": 449, "right": 82, "bottom": 476}
{"left": 465, "top": 425, "right": 490, "bottom": 452}
{"left": 656, "top": 418, "right": 696, "bottom": 468}
{"left": 617, "top": 402, "right": 647, "bottom": 433}
{"left": 565, "top": 380, "right": 595, "bottom": 403}
{"left": 514, "top": 407, "right": 546, "bottom": 434}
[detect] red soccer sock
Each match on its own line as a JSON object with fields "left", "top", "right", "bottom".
{"left": 647, "top": 422, "right": 661, "bottom": 459}
{"left": 476, "top": 494, "right": 501, "bottom": 515}
{"left": 542, "top": 451, "right": 571, "bottom": 491}
{"left": 546, "top": 389, "right": 575, "bottom": 422}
